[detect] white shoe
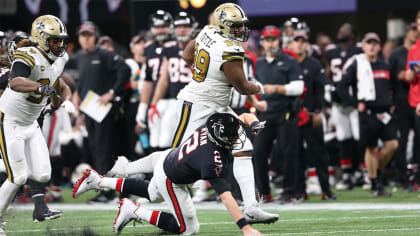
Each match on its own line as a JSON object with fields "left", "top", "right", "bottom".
{"left": 192, "top": 189, "right": 207, "bottom": 203}
{"left": 108, "top": 156, "right": 129, "bottom": 177}
{"left": 243, "top": 205, "right": 279, "bottom": 224}
{"left": 72, "top": 169, "right": 102, "bottom": 198}
{"left": 0, "top": 217, "right": 6, "bottom": 236}
{"left": 113, "top": 198, "right": 139, "bottom": 235}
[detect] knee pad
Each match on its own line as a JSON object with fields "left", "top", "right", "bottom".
{"left": 13, "top": 174, "right": 28, "bottom": 185}
{"left": 10, "top": 159, "right": 28, "bottom": 185}
{"left": 34, "top": 173, "right": 51, "bottom": 183}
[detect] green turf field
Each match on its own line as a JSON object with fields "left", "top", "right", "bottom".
{"left": 3, "top": 187, "right": 420, "bottom": 236}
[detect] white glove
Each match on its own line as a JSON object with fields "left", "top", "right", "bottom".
{"left": 255, "top": 80, "right": 264, "bottom": 95}
{"left": 136, "top": 102, "right": 148, "bottom": 128}
{"left": 61, "top": 100, "right": 76, "bottom": 114}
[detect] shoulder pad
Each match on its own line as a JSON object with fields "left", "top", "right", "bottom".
{"left": 164, "top": 41, "right": 177, "bottom": 48}
{"left": 144, "top": 41, "right": 154, "bottom": 48}
{"left": 13, "top": 47, "right": 36, "bottom": 69}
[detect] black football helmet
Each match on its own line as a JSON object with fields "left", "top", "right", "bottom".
{"left": 173, "top": 11, "right": 197, "bottom": 42}
{"left": 7, "top": 33, "right": 29, "bottom": 62}
{"left": 206, "top": 113, "right": 246, "bottom": 150}
{"left": 149, "top": 10, "right": 173, "bottom": 42}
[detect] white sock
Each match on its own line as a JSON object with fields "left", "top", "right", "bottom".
{"left": 0, "top": 180, "right": 21, "bottom": 216}
{"left": 99, "top": 177, "right": 120, "bottom": 190}
{"left": 233, "top": 157, "right": 257, "bottom": 208}
{"left": 126, "top": 151, "right": 162, "bottom": 175}
{"left": 134, "top": 207, "right": 161, "bottom": 225}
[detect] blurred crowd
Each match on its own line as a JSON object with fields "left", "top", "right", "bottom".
{"left": 1, "top": 9, "right": 420, "bottom": 205}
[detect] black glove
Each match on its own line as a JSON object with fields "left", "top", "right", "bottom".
{"left": 250, "top": 121, "right": 266, "bottom": 136}
{"left": 37, "top": 84, "right": 57, "bottom": 97}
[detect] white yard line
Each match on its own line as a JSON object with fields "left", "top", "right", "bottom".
{"left": 10, "top": 202, "right": 420, "bottom": 211}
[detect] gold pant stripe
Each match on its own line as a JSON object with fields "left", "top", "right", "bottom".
{"left": 171, "top": 102, "right": 192, "bottom": 148}
{"left": 0, "top": 111, "right": 13, "bottom": 183}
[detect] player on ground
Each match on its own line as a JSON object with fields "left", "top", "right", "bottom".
{"left": 170, "top": 3, "right": 276, "bottom": 223}
{"left": 0, "top": 15, "right": 74, "bottom": 232}
{"left": 148, "top": 11, "right": 197, "bottom": 149}
{"left": 73, "top": 113, "right": 266, "bottom": 235}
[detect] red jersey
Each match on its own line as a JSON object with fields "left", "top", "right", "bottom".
{"left": 406, "top": 39, "right": 420, "bottom": 108}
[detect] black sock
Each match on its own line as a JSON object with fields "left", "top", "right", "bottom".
{"left": 155, "top": 211, "right": 181, "bottom": 234}
{"left": 28, "top": 180, "right": 47, "bottom": 210}
{"left": 371, "top": 178, "right": 378, "bottom": 190}
{"left": 121, "top": 178, "right": 150, "bottom": 200}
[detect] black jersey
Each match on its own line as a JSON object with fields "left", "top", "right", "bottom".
{"left": 338, "top": 58, "right": 394, "bottom": 112}
{"left": 163, "top": 125, "right": 233, "bottom": 194}
{"left": 162, "top": 41, "right": 192, "bottom": 98}
{"left": 144, "top": 42, "right": 164, "bottom": 83}
{"left": 325, "top": 44, "right": 363, "bottom": 82}
{"left": 0, "top": 67, "right": 9, "bottom": 90}
{"left": 388, "top": 46, "right": 410, "bottom": 107}
{"left": 299, "top": 56, "right": 329, "bottom": 112}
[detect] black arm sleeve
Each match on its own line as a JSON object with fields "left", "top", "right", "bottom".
{"left": 9, "top": 61, "right": 31, "bottom": 79}
{"left": 112, "top": 62, "right": 130, "bottom": 95}
{"left": 208, "top": 178, "right": 231, "bottom": 195}
{"left": 336, "top": 60, "right": 358, "bottom": 107}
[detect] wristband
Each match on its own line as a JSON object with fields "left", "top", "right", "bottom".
{"left": 236, "top": 217, "right": 248, "bottom": 229}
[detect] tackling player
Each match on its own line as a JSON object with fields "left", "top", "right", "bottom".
{"left": 170, "top": 3, "right": 276, "bottom": 223}
{"left": 0, "top": 15, "right": 73, "bottom": 231}
{"left": 73, "top": 113, "right": 266, "bottom": 235}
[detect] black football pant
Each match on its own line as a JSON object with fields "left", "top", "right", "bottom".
{"left": 254, "top": 112, "right": 299, "bottom": 196}
{"left": 393, "top": 105, "right": 415, "bottom": 185}
{"left": 296, "top": 125, "right": 331, "bottom": 193}
{"left": 85, "top": 109, "right": 119, "bottom": 175}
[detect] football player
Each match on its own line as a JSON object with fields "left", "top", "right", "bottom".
{"left": 0, "top": 15, "right": 74, "bottom": 230}
{"left": 73, "top": 113, "right": 266, "bottom": 235}
{"left": 148, "top": 11, "right": 197, "bottom": 150}
{"left": 171, "top": 3, "right": 277, "bottom": 223}
{"left": 324, "top": 23, "right": 363, "bottom": 190}
{"left": 136, "top": 10, "right": 173, "bottom": 152}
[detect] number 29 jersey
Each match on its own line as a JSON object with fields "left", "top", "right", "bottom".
{"left": 0, "top": 47, "right": 68, "bottom": 125}
{"left": 177, "top": 25, "right": 245, "bottom": 109}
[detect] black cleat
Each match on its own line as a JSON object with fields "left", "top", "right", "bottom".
{"left": 33, "top": 208, "right": 62, "bottom": 223}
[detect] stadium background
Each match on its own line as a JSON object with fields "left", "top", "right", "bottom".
{"left": 1, "top": 0, "right": 420, "bottom": 53}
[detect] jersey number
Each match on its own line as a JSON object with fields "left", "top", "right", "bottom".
{"left": 148, "top": 58, "right": 160, "bottom": 81}
{"left": 27, "top": 78, "right": 50, "bottom": 104}
{"left": 192, "top": 43, "right": 210, "bottom": 83}
{"left": 168, "top": 57, "right": 192, "bottom": 83}
{"left": 330, "top": 58, "right": 343, "bottom": 82}
{"left": 178, "top": 131, "right": 199, "bottom": 161}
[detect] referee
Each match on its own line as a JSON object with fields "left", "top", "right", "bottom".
{"left": 253, "top": 26, "right": 304, "bottom": 203}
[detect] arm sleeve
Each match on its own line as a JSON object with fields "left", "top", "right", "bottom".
{"left": 9, "top": 61, "right": 31, "bottom": 79}
{"left": 103, "top": 50, "right": 130, "bottom": 94}
{"left": 287, "top": 59, "right": 303, "bottom": 82}
{"left": 208, "top": 178, "right": 231, "bottom": 195}
{"left": 336, "top": 60, "right": 358, "bottom": 107}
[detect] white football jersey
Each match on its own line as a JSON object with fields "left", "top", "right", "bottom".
{"left": 0, "top": 46, "right": 68, "bottom": 126}
{"left": 177, "top": 25, "right": 245, "bottom": 108}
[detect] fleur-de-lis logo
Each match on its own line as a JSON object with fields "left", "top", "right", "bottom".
{"left": 36, "top": 21, "right": 45, "bottom": 36}
{"left": 217, "top": 9, "right": 227, "bottom": 20}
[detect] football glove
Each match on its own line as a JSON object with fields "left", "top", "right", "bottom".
{"left": 61, "top": 100, "right": 76, "bottom": 114}
{"left": 38, "top": 84, "right": 57, "bottom": 97}
{"left": 136, "top": 102, "right": 148, "bottom": 128}
{"left": 148, "top": 104, "right": 160, "bottom": 125}
{"left": 251, "top": 120, "right": 266, "bottom": 136}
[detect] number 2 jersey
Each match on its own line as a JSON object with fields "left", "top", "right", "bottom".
{"left": 177, "top": 25, "right": 245, "bottom": 109}
{"left": 0, "top": 47, "right": 68, "bottom": 125}
{"left": 163, "top": 125, "right": 233, "bottom": 194}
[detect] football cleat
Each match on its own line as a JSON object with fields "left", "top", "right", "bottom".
{"left": 72, "top": 169, "right": 102, "bottom": 198}
{"left": 113, "top": 198, "right": 139, "bottom": 235}
{"left": 33, "top": 208, "right": 62, "bottom": 223}
{"left": 243, "top": 205, "right": 279, "bottom": 224}
{"left": 108, "top": 156, "right": 129, "bottom": 177}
